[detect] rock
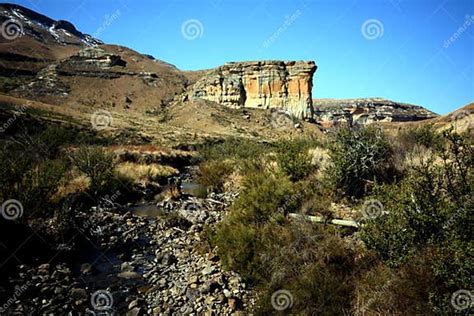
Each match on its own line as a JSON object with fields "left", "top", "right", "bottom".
{"left": 228, "top": 297, "right": 239, "bottom": 310}
{"left": 188, "top": 275, "right": 199, "bottom": 284}
{"left": 192, "top": 61, "right": 317, "bottom": 119}
{"left": 160, "top": 252, "right": 177, "bottom": 265}
{"left": 126, "top": 307, "right": 142, "bottom": 316}
{"left": 201, "top": 265, "right": 216, "bottom": 276}
{"left": 121, "top": 262, "right": 134, "bottom": 272}
{"left": 70, "top": 288, "right": 87, "bottom": 302}
{"left": 128, "top": 299, "right": 140, "bottom": 309}
{"left": 118, "top": 271, "right": 142, "bottom": 279}
{"left": 80, "top": 263, "right": 92, "bottom": 274}
{"left": 38, "top": 263, "right": 50, "bottom": 271}
{"left": 223, "top": 289, "right": 232, "bottom": 298}
{"left": 313, "top": 98, "right": 438, "bottom": 128}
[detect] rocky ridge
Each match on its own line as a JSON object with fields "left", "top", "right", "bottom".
{"left": 313, "top": 98, "right": 438, "bottom": 127}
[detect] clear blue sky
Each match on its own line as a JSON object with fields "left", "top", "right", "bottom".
{"left": 11, "top": 0, "right": 474, "bottom": 114}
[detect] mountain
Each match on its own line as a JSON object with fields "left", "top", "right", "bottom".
{"left": 0, "top": 3, "right": 453, "bottom": 143}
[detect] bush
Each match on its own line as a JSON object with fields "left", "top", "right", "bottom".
{"left": 327, "top": 126, "right": 395, "bottom": 198}
{"left": 70, "top": 146, "right": 119, "bottom": 196}
{"left": 211, "top": 169, "right": 292, "bottom": 282}
{"left": 199, "top": 137, "right": 270, "bottom": 162}
{"left": 255, "top": 221, "right": 356, "bottom": 315}
{"left": 275, "top": 138, "right": 317, "bottom": 181}
{"left": 0, "top": 142, "right": 67, "bottom": 218}
{"left": 359, "top": 131, "right": 473, "bottom": 313}
{"left": 398, "top": 124, "right": 444, "bottom": 151}
{"left": 197, "top": 159, "right": 234, "bottom": 192}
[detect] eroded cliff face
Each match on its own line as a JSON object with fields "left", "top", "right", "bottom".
{"left": 191, "top": 61, "right": 317, "bottom": 119}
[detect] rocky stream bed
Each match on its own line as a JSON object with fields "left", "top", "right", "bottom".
{"left": 1, "top": 179, "right": 254, "bottom": 315}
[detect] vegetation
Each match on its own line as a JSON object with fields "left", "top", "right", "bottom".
{"left": 327, "top": 126, "right": 396, "bottom": 198}
{"left": 203, "top": 126, "right": 473, "bottom": 315}
{"left": 1, "top": 110, "right": 471, "bottom": 315}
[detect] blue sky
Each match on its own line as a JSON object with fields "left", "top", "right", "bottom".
{"left": 12, "top": 0, "right": 474, "bottom": 114}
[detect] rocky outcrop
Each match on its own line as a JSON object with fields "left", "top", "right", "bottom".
{"left": 191, "top": 61, "right": 317, "bottom": 119}
{"left": 313, "top": 98, "right": 438, "bottom": 127}
{"left": 57, "top": 47, "right": 127, "bottom": 76}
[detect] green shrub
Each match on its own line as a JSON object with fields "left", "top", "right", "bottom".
{"left": 70, "top": 146, "right": 118, "bottom": 196}
{"left": 398, "top": 124, "right": 445, "bottom": 151}
{"left": 275, "top": 138, "right": 317, "bottom": 181}
{"left": 255, "top": 221, "right": 356, "bottom": 315}
{"left": 0, "top": 143, "right": 67, "bottom": 218}
{"left": 327, "top": 126, "right": 395, "bottom": 198}
{"left": 359, "top": 131, "right": 473, "bottom": 313}
{"left": 211, "top": 170, "right": 292, "bottom": 282}
{"left": 199, "top": 137, "right": 270, "bottom": 162}
{"left": 197, "top": 159, "right": 234, "bottom": 192}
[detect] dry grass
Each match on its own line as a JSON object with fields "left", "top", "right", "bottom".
{"left": 115, "top": 162, "right": 178, "bottom": 185}
{"left": 53, "top": 174, "right": 90, "bottom": 202}
{"left": 309, "top": 146, "right": 330, "bottom": 175}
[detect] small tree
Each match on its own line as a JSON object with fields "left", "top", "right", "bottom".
{"left": 71, "top": 146, "right": 117, "bottom": 196}
{"left": 327, "top": 126, "right": 394, "bottom": 198}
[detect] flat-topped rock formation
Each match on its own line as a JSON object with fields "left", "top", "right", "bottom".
{"left": 313, "top": 98, "right": 438, "bottom": 127}
{"left": 191, "top": 61, "right": 317, "bottom": 119}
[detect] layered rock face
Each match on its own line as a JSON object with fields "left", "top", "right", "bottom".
{"left": 191, "top": 61, "right": 317, "bottom": 119}
{"left": 313, "top": 98, "right": 438, "bottom": 127}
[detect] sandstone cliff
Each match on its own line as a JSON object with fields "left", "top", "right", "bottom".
{"left": 191, "top": 61, "right": 317, "bottom": 119}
